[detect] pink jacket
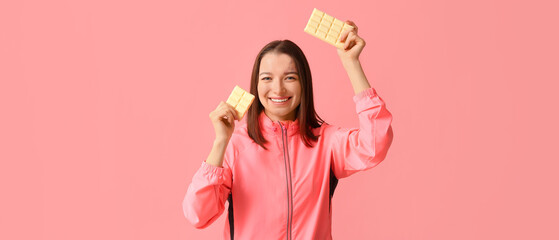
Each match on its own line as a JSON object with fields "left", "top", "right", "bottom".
{"left": 183, "top": 87, "right": 393, "bottom": 239}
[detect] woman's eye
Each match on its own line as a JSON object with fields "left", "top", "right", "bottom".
{"left": 261, "top": 77, "right": 271, "bottom": 80}
{"left": 286, "top": 76, "right": 297, "bottom": 80}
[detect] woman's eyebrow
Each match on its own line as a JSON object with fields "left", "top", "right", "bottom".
{"left": 259, "top": 71, "right": 299, "bottom": 76}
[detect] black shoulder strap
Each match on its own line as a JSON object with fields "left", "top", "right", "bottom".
{"left": 227, "top": 194, "right": 234, "bottom": 239}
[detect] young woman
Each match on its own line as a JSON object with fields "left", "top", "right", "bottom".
{"left": 183, "top": 21, "right": 393, "bottom": 239}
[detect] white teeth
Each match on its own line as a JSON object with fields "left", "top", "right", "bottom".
{"left": 270, "top": 98, "right": 289, "bottom": 103}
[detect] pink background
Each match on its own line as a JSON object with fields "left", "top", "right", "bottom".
{"left": 1, "top": 0, "right": 558, "bottom": 239}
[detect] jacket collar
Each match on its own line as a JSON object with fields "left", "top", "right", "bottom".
{"left": 258, "top": 111, "right": 300, "bottom": 136}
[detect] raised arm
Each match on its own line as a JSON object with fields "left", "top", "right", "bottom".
{"left": 330, "top": 21, "right": 394, "bottom": 179}
{"left": 337, "top": 20, "right": 371, "bottom": 95}
{"left": 182, "top": 101, "right": 238, "bottom": 228}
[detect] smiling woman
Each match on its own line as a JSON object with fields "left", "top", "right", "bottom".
{"left": 248, "top": 40, "right": 322, "bottom": 149}
{"left": 183, "top": 22, "right": 394, "bottom": 240}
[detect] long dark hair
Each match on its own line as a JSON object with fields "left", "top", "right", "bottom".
{"left": 247, "top": 40, "right": 324, "bottom": 149}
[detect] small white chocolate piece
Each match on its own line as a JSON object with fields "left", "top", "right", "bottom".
{"left": 226, "top": 85, "right": 255, "bottom": 119}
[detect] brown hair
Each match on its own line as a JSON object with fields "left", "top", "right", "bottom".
{"left": 247, "top": 40, "right": 324, "bottom": 149}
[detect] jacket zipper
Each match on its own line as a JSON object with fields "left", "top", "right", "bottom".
{"left": 279, "top": 122, "right": 293, "bottom": 240}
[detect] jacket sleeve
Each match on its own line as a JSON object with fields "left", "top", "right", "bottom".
{"left": 182, "top": 156, "right": 233, "bottom": 229}
{"left": 330, "top": 87, "right": 394, "bottom": 179}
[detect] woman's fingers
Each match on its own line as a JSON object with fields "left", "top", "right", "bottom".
{"left": 344, "top": 31, "right": 358, "bottom": 50}
{"left": 222, "top": 110, "right": 234, "bottom": 126}
{"left": 339, "top": 28, "right": 350, "bottom": 43}
{"left": 339, "top": 20, "right": 360, "bottom": 50}
{"left": 211, "top": 102, "right": 228, "bottom": 119}
{"left": 345, "top": 20, "right": 358, "bottom": 34}
{"left": 225, "top": 107, "right": 238, "bottom": 123}
{"left": 224, "top": 104, "right": 239, "bottom": 121}
{"left": 214, "top": 102, "right": 239, "bottom": 122}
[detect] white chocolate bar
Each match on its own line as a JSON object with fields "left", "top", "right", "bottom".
{"left": 304, "top": 8, "right": 354, "bottom": 49}
{"left": 226, "top": 85, "right": 255, "bottom": 119}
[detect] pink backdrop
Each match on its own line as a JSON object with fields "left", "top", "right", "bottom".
{"left": 1, "top": 0, "right": 558, "bottom": 239}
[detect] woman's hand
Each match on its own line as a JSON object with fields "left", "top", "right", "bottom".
{"left": 209, "top": 101, "right": 239, "bottom": 143}
{"left": 337, "top": 20, "right": 366, "bottom": 63}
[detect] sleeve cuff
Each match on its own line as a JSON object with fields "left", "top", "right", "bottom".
{"left": 201, "top": 161, "right": 225, "bottom": 173}
{"left": 353, "top": 87, "right": 386, "bottom": 113}
{"left": 353, "top": 87, "right": 378, "bottom": 102}
{"left": 199, "top": 161, "right": 226, "bottom": 184}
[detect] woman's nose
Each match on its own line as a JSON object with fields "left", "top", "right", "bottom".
{"left": 272, "top": 79, "right": 285, "bottom": 94}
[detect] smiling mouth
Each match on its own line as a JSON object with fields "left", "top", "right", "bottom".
{"left": 270, "top": 97, "right": 291, "bottom": 103}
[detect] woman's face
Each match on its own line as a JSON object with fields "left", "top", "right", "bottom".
{"left": 258, "top": 52, "right": 302, "bottom": 122}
